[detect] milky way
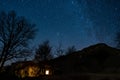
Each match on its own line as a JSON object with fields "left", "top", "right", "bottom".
{"left": 0, "top": 0, "right": 120, "bottom": 50}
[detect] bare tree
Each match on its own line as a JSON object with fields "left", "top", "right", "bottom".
{"left": 55, "top": 43, "right": 65, "bottom": 57}
{"left": 0, "top": 11, "right": 37, "bottom": 70}
{"left": 66, "top": 46, "right": 76, "bottom": 55}
{"left": 115, "top": 32, "right": 120, "bottom": 48}
{"left": 34, "top": 40, "right": 52, "bottom": 62}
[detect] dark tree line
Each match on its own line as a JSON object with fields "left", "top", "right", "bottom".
{"left": 34, "top": 40, "right": 76, "bottom": 62}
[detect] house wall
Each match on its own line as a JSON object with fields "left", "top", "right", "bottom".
{"left": 16, "top": 65, "right": 53, "bottom": 78}
{"left": 28, "top": 66, "right": 40, "bottom": 77}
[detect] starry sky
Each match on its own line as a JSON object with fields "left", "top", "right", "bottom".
{"left": 0, "top": 0, "right": 120, "bottom": 50}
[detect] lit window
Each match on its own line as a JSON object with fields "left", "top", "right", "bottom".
{"left": 45, "top": 70, "right": 49, "bottom": 75}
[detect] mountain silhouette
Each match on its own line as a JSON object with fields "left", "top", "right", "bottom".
{"left": 50, "top": 43, "right": 120, "bottom": 74}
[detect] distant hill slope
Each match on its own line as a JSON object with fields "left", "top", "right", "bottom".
{"left": 50, "top": 43, "right": 120, "bottom": 74}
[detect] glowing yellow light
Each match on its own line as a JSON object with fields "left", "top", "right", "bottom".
{"left": 45, "top": 70, "right": 49, "bottom": 75}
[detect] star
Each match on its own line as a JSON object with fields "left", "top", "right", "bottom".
{"left": 115, "top": 7, "right": 118, "bottom": 11}
{"left": 43, "top": 15, "right": 47, "bottom": 19}
{"left": 71, "top": 1, "right": 74, "bottom": 4}
{"left": 56, "top": 32, "right": 60, "bottom": 37}
{"left": 71, "top": 0, "right": 75, "bottom": 5}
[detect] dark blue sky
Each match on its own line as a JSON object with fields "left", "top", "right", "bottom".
{"left": 0, "top": 0, "right": 120, "bottom": 50}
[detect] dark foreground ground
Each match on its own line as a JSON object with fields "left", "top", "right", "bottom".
{"left": 1, "top": 73, "right": 120, "bottom": 80}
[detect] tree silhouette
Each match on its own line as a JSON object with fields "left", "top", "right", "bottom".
{"left": 0, "top": 11, "right": 37, "bottom": 70}
{"left": 34, "top": 40, "right": 52, "bottom": 62}
{"left": 55, "top": 43, "right": 64, "bottom": 57}
{"left": 115, "top": 32, "right": 120, "bottom": 48}
{"left": 66, "top": 46, "right": 76, "bottom": 55}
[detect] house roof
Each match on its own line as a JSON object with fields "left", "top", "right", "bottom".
{"left": 11, "top": 61, "right": 52, "bottom": 70}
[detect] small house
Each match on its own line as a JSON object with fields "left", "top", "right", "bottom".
{"left": 11, "top": 61, "right": 53, "bottom": 78}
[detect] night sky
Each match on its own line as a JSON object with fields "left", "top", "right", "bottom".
{"left": 0, "top": 0, "right": 120, "bottom": 50}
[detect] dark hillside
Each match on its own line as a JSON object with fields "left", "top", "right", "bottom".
{"left": 50, "top": 43, "right": 120, "bottom": 74}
